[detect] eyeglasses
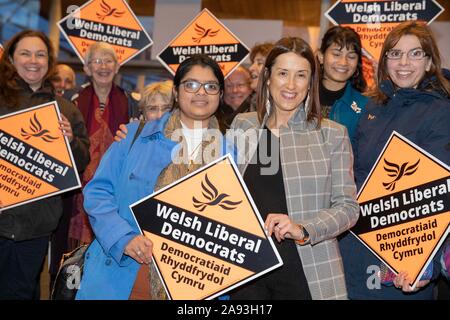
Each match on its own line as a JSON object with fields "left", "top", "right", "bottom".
{"left": 385, "top": 48, "right": 427, "bottom": 60}
{"left": 225, "top": 82, "right": 250, "bottom": 90}
{"left": 88, "top": 58, "right": 116, "bottom": 66}
{"left": 180, "top": 80, "right": 220, "bottom": 95}
{"left": 142, "top": 104, "right": 172, "bottom": 114}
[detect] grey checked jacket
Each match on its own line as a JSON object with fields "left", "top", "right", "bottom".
{"left": 229, "top": 107, "right": 359, "bottom": 300}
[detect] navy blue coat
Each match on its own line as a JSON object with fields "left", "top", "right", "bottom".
{"left": 340, "top": 73, "right": 450, "bottom": 300}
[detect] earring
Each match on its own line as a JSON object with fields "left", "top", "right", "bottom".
{"left": 265, "top": 89, "right": 271, "bottom": 114}
{"left": 304, "top": 93, "right": 311, "bottom": 115}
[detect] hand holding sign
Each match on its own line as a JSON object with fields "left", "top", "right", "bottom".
{"left": 124, "top": 234, "right": 153, "bottom": 265}
{"left": 393, "top": 271, "right": 430, "bottom": 292}
{"left": 59, "top": 114, "right": 73, "bottom": 143}
{"left": 265, "top": 213, "right": 304, "bottom": 243}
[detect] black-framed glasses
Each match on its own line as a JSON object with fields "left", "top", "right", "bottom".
{"left": 385, "top": 48, "right": 427, "bottom": 60}
{"left": 180, "top": 80, "right": 220, "bottom": 95}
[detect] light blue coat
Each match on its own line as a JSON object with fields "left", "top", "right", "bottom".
{"left": 76, "top": 112, "right": 233, "bottom": 299}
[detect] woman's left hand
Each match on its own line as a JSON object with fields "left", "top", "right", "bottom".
{"left": 265, "top": 213, "right": 303, "bottom": 243}
{"left": 393, "top": 271, "right": 430, "bottom": 292}
{"left": 59, "top": 114, "right": 73, "bottom": 143}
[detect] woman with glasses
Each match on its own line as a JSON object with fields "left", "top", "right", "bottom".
{"left": 76, "top": 54, "right": 234, "bottom": 299}
{"left": 139, "top": 80, "right": 173, "bottom": 122}
{"left": 340, "top": 21, "right": 450, "bottom": 299}
{"left": 113, "top": 80, "right": 173, "bottom": 142}
{"left": 67, "top": 42, "right": 140, "bottom": 252}
{"left": 0, "top": 30, "right": 89, "bottom": 299}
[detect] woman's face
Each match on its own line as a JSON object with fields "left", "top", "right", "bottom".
{"left": 386, "top": 34, "right": 431, "bottom": 89}
{"left": 142, "top": 93, "right": 171, "bottom": 121}
{"left": 84, "top": 50, "right": 119, "bottom": 86}
{"left": 13, "top": 36, "right": 49, "bottom": 91}
{"left": 318, "top": 42, "right": 358, "bottom": 90}
{"left": 268, "top": 52, "right": 311, "bottom": 116}
{"left": 175, "top": 65, "right": 221, "bottom": 128}
{"left": 249, "top": 52, "right": 266, "bottom": 91}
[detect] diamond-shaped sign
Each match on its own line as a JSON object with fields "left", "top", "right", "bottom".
{"left": 130, "top": 155, "right": 282, "bottom": 300}
{"left": 0, "top": 102, "right": 81, "bottom": 210}
{"left": 157, "top": 8, "right": 250, "bottom": 78}
{"left": 58, "top": 0, "right": 153, "bottom": 65}
{"left": 325, "top": 0, "right": 445, "bottom": 60}
{"left": 352, "top": 131, "right": 449, "bottom": 288}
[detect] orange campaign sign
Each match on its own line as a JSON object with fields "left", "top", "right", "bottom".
{"left": 157, "top": 8, "right": 250, "bottom": 77}
{"left": 130, "top": 155, "right": 283, "bottom": 300}
{"left": 0, "top": 102, "right": 81, "bottom": 210}
{"left": 352, "top": 131, "right": 449, "bottom": 288}
{"left": 58, "top": 0, "right": 153, "bottom": 65}
{"left": 325, "top": 0, "right": 445, "bottom": 61}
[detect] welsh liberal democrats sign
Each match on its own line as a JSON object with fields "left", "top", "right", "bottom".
{"left": 325, "top": 0, "right": 445, "bottom": 60}
{"left": 0, "top": 102, "right": 81, "bottom": 210}
{"left": 131, "top": 155, "right": 282, "bottom": 300}
{"left": 352, "top": 131, "right": 449, "bottom": 288}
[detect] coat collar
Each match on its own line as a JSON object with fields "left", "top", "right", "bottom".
{"left": 263, "top": 103, "right": 311, "bottom": 131}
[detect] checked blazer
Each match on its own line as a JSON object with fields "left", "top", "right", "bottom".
{"left": 229, "top": 107, "right": 359, "bottom": 300}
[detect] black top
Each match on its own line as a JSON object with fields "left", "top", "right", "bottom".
{"left": 232, "top": 126, "right": 311, "bottom": 299}
{"left": 319, "top": 81, "right": 346, "bottom": 118}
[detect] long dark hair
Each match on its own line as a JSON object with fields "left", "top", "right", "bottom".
{"left": 256, "top": 37, "right": 321, "bottom": 126}
{"left": 172, "top": 54, "right": 224, "bottom": 111}
{"left": 319, "top": 25, "right": 367, "bottom": 92}
{"left": 0, "top": 29, "right": 56, "bottom": 107}
{"left": 371, "top": 20, "right": 450, "bottom": 103}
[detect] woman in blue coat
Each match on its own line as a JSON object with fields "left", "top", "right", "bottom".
{"left": 317, "top": 26, "right": 368, "bottom": 146}
{"left": 76, "top": 55, "right": 233, "bottom": 299}
{"left": 340, "top": 21, "right": 450, "bottom": 299}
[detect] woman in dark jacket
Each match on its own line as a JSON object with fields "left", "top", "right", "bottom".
{"left": 317, "top": 25, "right": 368, "bottom": 146}
{"left": 0, "top": 30, "right": 89, "bottom": 299}
{"left": 340, "top": 21, "right": 450, "bottom": 300}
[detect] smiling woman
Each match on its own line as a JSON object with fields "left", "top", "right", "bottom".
{"left": 66, "top": 41, "right": 140, "bottom": 253}
{"left": 317, "top": 26, "right": 368, "bottom": 145}
{"left": 229, "top": 37, "right": 359, "bottom": 300}
{"left": 0, "top": 29, "right": 89, "bottom": 300}
{"left": 340, "top": 21, "right": 450, "bottom": 300}
{"left": 75, "top": 54, "right": 235, "bottom": 300}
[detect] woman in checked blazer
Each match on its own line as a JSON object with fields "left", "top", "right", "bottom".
{"left": 227, "top": 37, "right": 359, "bottom": 300}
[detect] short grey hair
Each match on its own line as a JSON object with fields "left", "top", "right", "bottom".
{"left": 84, "top": 42, "right": 118, "bottom": 65}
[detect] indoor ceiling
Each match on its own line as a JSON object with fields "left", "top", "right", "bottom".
{"left": 41, "top": 0, "right": 450, "bottom": 27}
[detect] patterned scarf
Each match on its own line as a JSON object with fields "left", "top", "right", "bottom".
{"left": 149, "top": 109, "right": 222, "bottom": 299}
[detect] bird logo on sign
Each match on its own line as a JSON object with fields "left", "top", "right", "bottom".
{"left": 21, "top": 113, "right": 59, "bottom": 142}
{"left": 192, "top": 23, "right": 219, "bottom": 43}
{"left": 382, "top": 158, "right": 420, "bottom": 191}
{"left": 96, "top": 0, "right": 125, "bottom": 21}
{"left": 192, "top": 174, "right": 242, "bottom": 212}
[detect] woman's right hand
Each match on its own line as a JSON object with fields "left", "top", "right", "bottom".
{"left": 114, "top": 124, "right": 128, "bottom": 142}
{"left": 124, "top": 235, "right": 153, "bottom": 264}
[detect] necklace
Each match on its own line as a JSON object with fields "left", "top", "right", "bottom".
{"left": 188, "top": 141, "right": 203, "bottom": 166}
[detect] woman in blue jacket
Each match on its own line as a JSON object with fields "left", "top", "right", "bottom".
{"left": 340, "top": 21, "right": 450, "bottom": 299}
{"left": 76, "top": 55, "right": 233, "bottom": 299}
{"left": 317, "top": 26, "right": 368, "bottom": 146}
